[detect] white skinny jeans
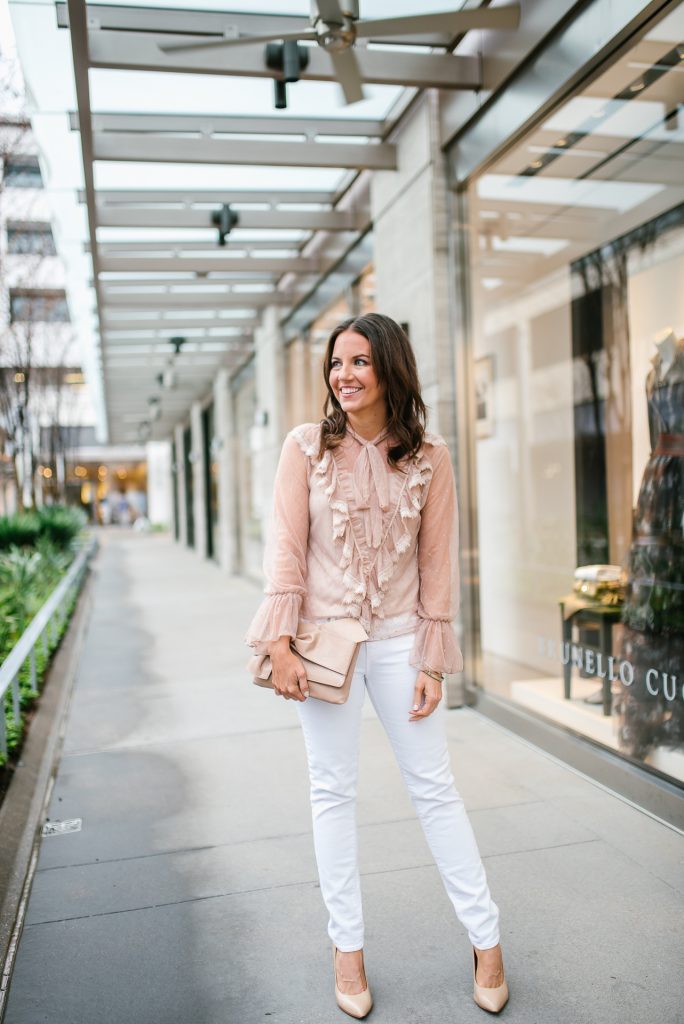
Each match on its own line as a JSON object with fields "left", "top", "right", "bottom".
{"left": 295, "top": 630, "right": 500, "bottom": 952}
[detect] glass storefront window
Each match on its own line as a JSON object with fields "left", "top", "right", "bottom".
{"left": 462, "top": 10, "right": 684, "bottom": 786}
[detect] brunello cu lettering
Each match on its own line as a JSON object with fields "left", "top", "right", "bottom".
{"left": 537, "top": 636, "right": 682, "bottom": 702}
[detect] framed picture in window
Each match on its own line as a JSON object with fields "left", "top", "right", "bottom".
{"left": 474, "top": 355, "right": 495, "bottom": 439}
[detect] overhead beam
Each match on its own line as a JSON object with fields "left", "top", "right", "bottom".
{"left": 96, "top": 243, "right": 296, "bottom": 254}
{"left": 91, "top": 132, "right": 397, "bottom": 170}
{"left": 103, "top": 336, "right": 253, "bottom": 348}
{"left": 103, "top": 342, "right": 254, "bottom": 353}
{"left": 105, "top": 353, "right": 247, "bottom": 363}
{"left": 99, "top": 276, "right": 276, "bottom": 289}
{"left": 105, "top": 371, "right": 242, "bottom": 382}
{"left": 74, "top": 111, "right": 386, "bottom": 138}
{"left": 66, "top": 0, "right": 111, "bottom": 437}
{"left": 469, "top": 197, "right": 618, "bottom": 220}
{"left": 86, "top": 32, "right": 482, "bottom": 90}
{"left": 99, "top": 281, "right": 279, "bottom": 293}
{"left": 57, "top": 6, "right": 310, "bottom": 36}
{"left": 99, "top": 256, "right": 318, "bottom": 273}
{"left": 102, "top": 315, "right": 256, "bottom": 326}
{"left": 82, "top": 189, "right": 338, "bottom": 206}
{"left": 475, "top": 217, "right": 614, "bottom": 243}
{"left": 98, "top": 266, "right": 279, "bottom": 277}
{"left": 101, "top": 292, "right": 292, "bottom": 309}
{"left": 95, "top": 207, "right": 363, "bottom": 230}
{"left": 517, "top": 158, "right": 684, "bottom": 188}
{"left": 56, "top": 4, "right": 455, "bottom": 47}
{"left": 101, "top": 317, "right": 258, "bottom": 331}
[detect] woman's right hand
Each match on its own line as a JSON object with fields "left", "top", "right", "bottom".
{"left": 269, "top": 636, "right": 309, "bottom": 701}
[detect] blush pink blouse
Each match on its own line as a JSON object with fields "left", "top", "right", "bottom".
{"left": 244, "top": 421, "right": 464, "bottom": 675}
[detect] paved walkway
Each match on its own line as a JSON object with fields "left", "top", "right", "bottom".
{"left": 4, "top": 532, "right": 683, "bottom": 1024}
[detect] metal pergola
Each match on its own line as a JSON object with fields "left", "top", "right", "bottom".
{"left": 57, "top": 1, "right": 506, "bottom": 443}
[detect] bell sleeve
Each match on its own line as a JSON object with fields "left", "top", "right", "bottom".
{"left": 244, "top": 432, "right": 310, "bottom": 654}
{"left": 409, "top": 443, "right": 465, "bottom": 675}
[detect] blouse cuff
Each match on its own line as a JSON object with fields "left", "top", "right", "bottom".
{"left": 409, "top": 617, "right": 464, "bottom": 676}
{"left": 244, "top": 592, "right": 302, "bottom": 655}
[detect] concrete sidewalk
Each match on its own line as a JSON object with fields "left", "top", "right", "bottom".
{"left": 4, "top": 532, "right": 683, "bottom": 1024}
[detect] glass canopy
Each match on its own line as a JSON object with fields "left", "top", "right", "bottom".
{"left": 7, "top": 0, "right": 500, "bottom": 442}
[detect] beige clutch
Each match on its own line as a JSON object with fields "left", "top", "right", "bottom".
{"left": 246, "top": 617, "right": 368, "bottom": 704}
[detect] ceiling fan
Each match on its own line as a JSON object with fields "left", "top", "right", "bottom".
{"left": 159, "top": 2, "right": 521, "bottom": 106}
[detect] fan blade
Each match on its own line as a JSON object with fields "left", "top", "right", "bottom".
{"left": 316, "top": 0, "right": 346, "bottom": 25}
{"left": 159, "top": 29, "right": 315, "bottom": 55}
{"left": 330, "top": 48, "right": 365, "bottom": 105}
{"left": 355, "top": 5, "right": 521, "bottom": 39}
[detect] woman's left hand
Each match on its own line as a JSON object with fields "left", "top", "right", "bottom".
{"left": 409, "top": 671, "right": 443, "bottom": 721}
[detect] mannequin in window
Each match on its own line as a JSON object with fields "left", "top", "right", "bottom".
{"left": 614, "top": 327, "right": 684, "bottom": 761}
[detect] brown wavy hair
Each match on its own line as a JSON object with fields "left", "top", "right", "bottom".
{"left": 317, "top": 313, "right": 426, "bottom": 468}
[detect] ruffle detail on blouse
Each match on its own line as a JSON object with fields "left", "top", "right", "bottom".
{"left": 244, "top": 590, "right": 302, "bottom": 653}
{"left": 290, "top": 424, "right": 445, "bottom": 629}
{"left": 409, "top": 616, "right": 464, "bottom": 675}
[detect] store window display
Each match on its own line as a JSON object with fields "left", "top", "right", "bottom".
{"left": 458, "top": 10, "right": 684, "bottom": 786}
{"left": 616, "top": 328, "right": 684, "bottom": 762}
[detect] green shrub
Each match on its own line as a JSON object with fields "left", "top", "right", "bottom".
{"left": 0, "top": 505, "right": 86, "bottom": 553}
{"left": 35, "top": 536, "right": 72, "bottom": 586}
{"left": 35, "top": 505, "right": 87, "bottom": 549}
{"left": 0, "top": 507, "right": 88, "bottom": 771}
{"left": 0, "top": 541, "right": 85, "bottom": 770}
{"left": 0, "top": 548, "right": 44, "bottom": 645}
{"left": 0, "top": 513, "right": 41, "bottom": 550}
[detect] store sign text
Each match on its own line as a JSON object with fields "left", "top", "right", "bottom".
{"left": 537, "top": 636, "right": 682, "bottom": 701}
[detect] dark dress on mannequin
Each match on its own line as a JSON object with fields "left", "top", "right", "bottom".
{"left": 614, "top": 340, "right": 684, "bottom": 761}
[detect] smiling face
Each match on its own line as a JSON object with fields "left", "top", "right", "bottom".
{"left": 329, "top": 330, "right": 387, "bottom": 423}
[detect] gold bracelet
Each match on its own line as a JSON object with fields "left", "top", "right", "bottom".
{"left": 422, "top": 668, "right": 444, "bottom": 683}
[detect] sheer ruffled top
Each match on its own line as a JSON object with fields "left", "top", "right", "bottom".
{"left": 244, "top": 421, "right": 464, "bottom": 675}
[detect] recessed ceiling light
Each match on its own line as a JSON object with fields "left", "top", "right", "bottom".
{"left": 630, "top": 80, "right": 645, "bottom": 92}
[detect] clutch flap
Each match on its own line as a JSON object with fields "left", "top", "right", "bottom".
{"left": 293, "top": 629, "right": 355, "bottom": 674}
{"left": 303, "top": 660, "right": 346, "bottom": 688}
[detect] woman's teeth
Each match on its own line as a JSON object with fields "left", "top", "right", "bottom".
{"left": 340, "top": 387, "right": 362, "bottom": 395}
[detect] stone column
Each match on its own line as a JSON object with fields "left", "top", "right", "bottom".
{"left": 190, "top": 400, "right": 208, "bottom": 559}
{"left": 213, "top": 368, "right": 239, "bottom": 573}
{"left": 284, "top": 336, "right": 310, "bottom": 431}
{"left": 145, "top": 440, "right": 172, "bottom": 528}
{"left": 371, "top": 91, "right": 457, "bottom": 450}
{"left": 253, "top": 305, "right": 286, "bottom": 541}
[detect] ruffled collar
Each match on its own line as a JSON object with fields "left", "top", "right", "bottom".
{"left": 343, "top": 423, "right": 391, "bottom": 527}
{"left": 345, "top": 423, "right": 390, "bottom": 447}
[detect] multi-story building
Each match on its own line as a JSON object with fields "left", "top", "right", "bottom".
{"left": 0, "top": 100, "right": 97, "bottom": 513}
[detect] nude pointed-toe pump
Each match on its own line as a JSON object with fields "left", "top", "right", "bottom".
{"left": 473, "top": 947, "right": 509, "bottom": 1014}
{"left": 332, "top": 943, "right": 373, "bottom": 1019}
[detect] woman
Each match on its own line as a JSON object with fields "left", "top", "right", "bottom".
{"left": 245, "top": 314, "right": 508, "bottom": 1018}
